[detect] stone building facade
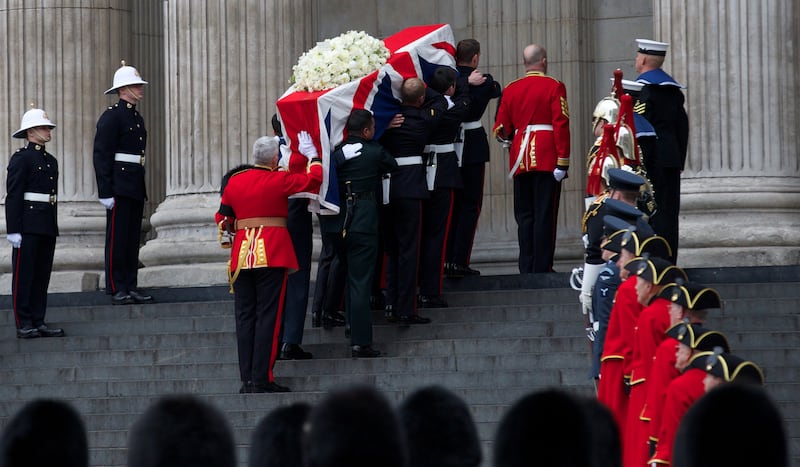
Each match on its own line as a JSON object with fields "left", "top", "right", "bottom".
{"left": 0, "top": 0, "right": 797, "bottom": 292}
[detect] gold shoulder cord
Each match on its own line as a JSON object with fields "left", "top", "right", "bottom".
{"left": 581, "top": 192, "right": 609, "bottom": 233}
{"left": 227, "top": 227, "right": 262, "bottom": 293}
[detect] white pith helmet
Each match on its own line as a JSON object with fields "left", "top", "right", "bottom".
{"left": 105, "top": 60, "right": 148, "bottom": 95}
{"left": 13, "top": 104, "right": 56, "bottom": 139}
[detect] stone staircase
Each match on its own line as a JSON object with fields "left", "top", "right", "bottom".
{"left": 0, "top": 267, "right": 798, "bottom": 466}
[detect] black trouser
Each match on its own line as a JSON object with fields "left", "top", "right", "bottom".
{"left": 384, "top": 198, "right": 422, "bottom": 317}
{"left": 324, "top": 230, "right": 377, "bottom": 346}
{"left": 311, "top": 226, "right": 345, "bottom": 316}
{"left": 419, "top": 187, "right": 454, "bottom": 296}
{"left": 105, "top": 196, "right": 144, "bottom": 294}
{"left": 233, "top": 268, "right": 286, "bottom": 384}
{"left": 513, "top": 171, "right": 561, "bottom": 273}
{"left": 648, "top": 165, "right": 681, "bottom": 262}
{"left": 11, "top": 233, "right": 56, "bottom": 329}
{"left": 281, "top": 199, "right": 312, "bottom": 344}
{"left": 447, "top": 162, "right": 485, "bottom": 266}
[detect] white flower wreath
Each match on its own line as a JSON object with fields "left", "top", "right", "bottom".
{"left": 291, "top": 30, "right": 390, "bottom": 92}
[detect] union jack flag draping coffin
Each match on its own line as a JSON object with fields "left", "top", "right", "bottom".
{"left": 276, "top": 23, "right": 456, "bottom": 214}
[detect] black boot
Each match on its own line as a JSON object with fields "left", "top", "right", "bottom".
{"left": 322, "top": 311, "right": 346, "bottom": 330}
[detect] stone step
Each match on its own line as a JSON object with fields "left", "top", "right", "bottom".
{"left": 0, "top": 351, "right": 594, "bottom": 384}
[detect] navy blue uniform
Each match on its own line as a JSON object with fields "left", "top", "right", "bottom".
{"left": 93, "top": 99, "right": 147, "bottom": 294}
{"left": 379, "top": 90, "right": 443, "bottom": 318}
{"left": 635, "top": 69, "right": 689, "bottom": 261}
{"left": 419, "top": 80, "right": 469, "bottom": 297}
{"left": 446, "top": 65, "right": 501, "bottom": 268}
{"left": 6, "top": 142, "right": 58, "bottom": 329}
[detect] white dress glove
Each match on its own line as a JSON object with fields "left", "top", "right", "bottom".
{"left": 553, "top": 168, "right": 567, "bottom": 182}
{"left": 297, "top": 131, "right": 318, "bottom": 159}
{"left": 342, "top": 143, "right": 363, "bottom": 160}
{"left": 580, "top": 263, "right": 605, "bottom": 316}
{"left": 6, "top": 233, "right": 21, "bottom": 249}
{"left": 99, "top": 197, "right": 115, "bottom": 210}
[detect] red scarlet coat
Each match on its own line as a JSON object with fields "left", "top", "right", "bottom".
{"left": 597, "top": 277, "right": 641, "bottom": 436}
{"left": 215, "top": 159, "right": 322, "bottom": 274}
{"left": 645, "top": 336, "right": 680, "bottom": 443}
{"left": 648, "top": 368, "right": 706, "bottom": 466}
{"left": 493, "top": 71, "right": 570, "bottom": 176}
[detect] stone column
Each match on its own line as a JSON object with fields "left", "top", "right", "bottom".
{"left": 656, "top": 0, "right": 800, "bottom": 267}
{"left": 138, "top": 0, "right": 313, "bottom": 287}
{"left": 0, "top": 1, "right": 135, "bottom": 292}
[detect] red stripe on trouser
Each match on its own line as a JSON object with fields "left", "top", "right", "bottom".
{"left": 108, "top": 203, "right": 117, "bottom": 293}
{"left": 11, "top": 247, "right": 21, "bottom": 328}
{"left": 437, "top": 190, "right": 455, "bottom": 292}
{"left": 267, "top": 271, "right": 289, "bottom": 383}
{"left": 412, "top": 200, "right": 422, "bottom": 314}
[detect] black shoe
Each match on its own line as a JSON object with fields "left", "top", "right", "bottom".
{"left": 36, "top": 324, "right": 65, "bottom": 338}
{"left": 384, "top": 305, "right": 397, "bottom": 323}
{"left": 322, "top": 311, "right": 346, "bottom": 330}
{"left": 112, "top": 291, "right": 135, "bottom": 305}
{"left": 418, "top": 294, "right": 448, "bottom": 308}
{"left": 398, "top": 314, "right": 432, "bottom": 325}
{"left": 369, "top": 293, "right": 386, "bottom": 311}
{"left": 278, "top": 343, "right": 313, "bottom": 360}
{"left": 252, "top": 382, "right": 291, "bottom": 393}
{"left": 450, "top": 263, "right": 480, "bottom": 277}
{"left": 445, "top": 262, "right": 464, "bottom": 278}
{"left": 351, "top": 345, "right": 381, "bottom": 358}
{"left": 16, "top": 325, "right": 40, "bottom": 339}
{"left": 344, "top": 324, "right": 351, "bottom": 339}
{"left": 239, "top": 381, "right": 254, "bottom": 393}
{"left": 129, "top": 289, "right": 153, "bottom": 304}
{"left": 311, "top": 311, "right": 321, "bottom": 328}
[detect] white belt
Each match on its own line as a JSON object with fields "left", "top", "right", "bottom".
{"left": 462, "top": 120, "right": 483, "bottom": 130}
{"left": 395, "top": 156, "right": 423, "bottom": 166}
{"left": 426, "top": 143, "right": 455, "bottom": 153}
{"left": 509, "top": 124, "right": 555, "bottom": 179}
{"left": 23, "top": 192, "right": 56, "bottom": 204}
{"left": 114, "top": 152, "right": 145, "bottom": 165}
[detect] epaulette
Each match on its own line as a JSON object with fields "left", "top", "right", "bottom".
{"left": 219, "top": 164, "right": 254, "bottom": 194}
{"left": 581, "top": 191, "right": 609, "bottom": 233}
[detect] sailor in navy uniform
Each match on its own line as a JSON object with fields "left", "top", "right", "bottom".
{"left": 634, "top": 39, "right": 689, "bottom": 262}
{"left": 93, "top": 61, "right": 153, "bottom": 305}
{"left": 5, "top": 107, "right": 64, "bottom": 338}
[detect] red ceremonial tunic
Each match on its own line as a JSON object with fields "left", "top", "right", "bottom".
{"left": 649, "top": 368, "right": 707, "bottom": 466}
{"left": 597, "top": 277, "right": 641, "bottom": 437}
{"left": 215, "top": 159, "right": 322, "bottom": 275}
{"left": 493, "top": 71, "right": 570, "bottom": 176}
{"left": 644, "top": 336, "right": 680, "bottom": 444}
{"left": 623, "top": 296, "right": 671, "bottom": 467}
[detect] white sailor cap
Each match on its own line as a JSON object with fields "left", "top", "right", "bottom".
{"left": 636, "top": 39, "right": 669, "bottom": 56}
{"left": 610, "top": 78, "right": 644, "bottom": 93}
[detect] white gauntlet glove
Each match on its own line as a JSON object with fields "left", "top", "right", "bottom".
{"left": 297, "top": 131, "right": 318, "bottom": 160}
{"left": 553, "top": 168, "right": 567, "bottom": 182}
{"left": 99, "top": 197, "right": 115, "bottom": 210}
{"left": 6, "top": 233, "right": 21, "bottom": 249}
{"left": 342, "top": 143, "right": 363, "bottom": 160}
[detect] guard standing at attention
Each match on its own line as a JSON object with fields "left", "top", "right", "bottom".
{"left": 494, "top": 44, "right": 570, "bottom": 273}
{"left": 216, "top": 133, "right": 322, "bottom": 393}
{"left": 634, "top": 39, "right": 689, "bottom": 262}
{"left": 6, "top": 106, "right": 64, "bottom": 339}
{"left": 93, "top": 61, "right": 153, "bottom": 305}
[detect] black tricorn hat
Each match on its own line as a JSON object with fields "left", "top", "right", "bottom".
{"left": 694, "top": 351, "right": 765, "bottom": 385}
{"left": 624, "top": 255, "right": 686, "bottom": 285}
{"left": 658, "top": 281, "right": 722, "bottom": 310}
{"left": 668, "top": 323, "right": 730, "bottom": 353}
